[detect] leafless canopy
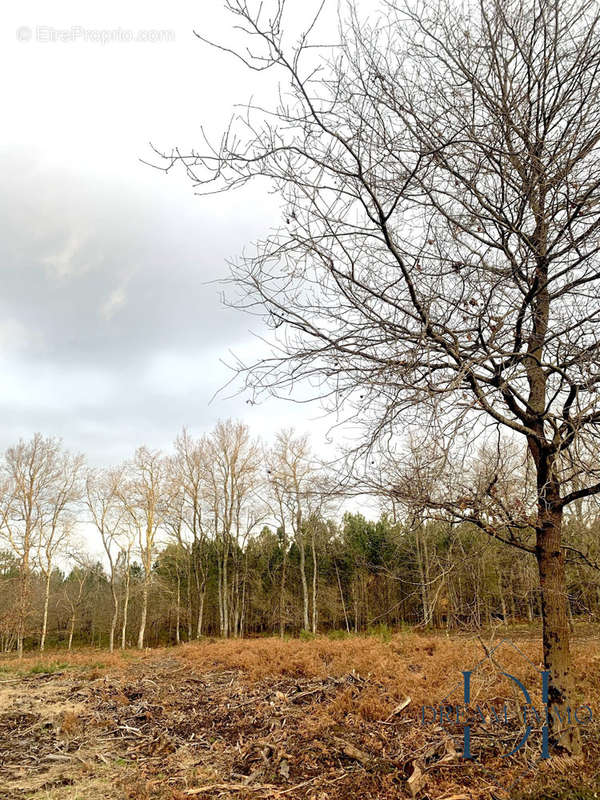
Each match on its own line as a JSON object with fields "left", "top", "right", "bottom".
{"left": 155, "top": 0, "right": 600, "bottom": 507}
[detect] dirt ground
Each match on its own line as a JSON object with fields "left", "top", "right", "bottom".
{"left": 1, "top": 629, "right": 600, "bottom": 800}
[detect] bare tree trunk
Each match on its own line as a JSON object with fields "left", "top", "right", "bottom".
{"left": 279, "top": 544, "right": 288, "bottom": 638}
{"left": 121, "top": 568, "right": 130, "bottom": 650}
{"left": 196, "top": 580, "right": 206, "bottom": 638}
{"left": 310, "top": 529, "right": 318, "bottom": 635}
{"left": 222, "top": 544, "right": 229, "bottom": 638}
{"left": 497, "top": 569, "right": 508, "bottom": 626}
{"left": 298, "top": 535, "right": 309, "bottom": 631}
{"left": 193, "top": 553, "right": 204, "bottom": 638}
{"left": 240, "top": 553, "right": 248, "bottom": 638}
{"left": 187, "top": 552, "right": 193, "bottom": 641}
{"left": 423, "top": 528, "right": 432, "bottom": 624}
{"left": 137, "top": 580, "right": 148, "bottom": 649}
{"left": 536, "top": 495, "right": 580, "bottom": 754}
{"left": 16, "top": 554, "right": 30, "bottom": 659}
{"left": 175, "top": 573, "right": 181, "bottom": 645}
{"left": 232, "top": 562, "right": 240, "bottom": 638}
{"left": 108, "top": 580, "right": 118, "bottom": 653}
{"left": 335, "top": 561, "right": 350, "bottom": 633}
{"left": 217, "top": 555, "right": 224, "bottom": 636}
{"left": 415, "top": 523, "right": 430, "bottom": 627}
{"left": 68, "top": 613, "right": 75, "bottom": 651}
{"left": 40, "top": 570, "right": 51, "bottom": 652}
{"left": 362, "top": 574, "right": 369, "bottom": 630}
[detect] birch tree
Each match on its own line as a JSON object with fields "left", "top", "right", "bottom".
{"left": 85, "top": 467, "right": 126, "bottom": 652}
{"left": 119, "top": 525, "right": 135, "bottom": 650}
{"left": 204, "top": 420, "right": 262, "bottom": 638}
{"left": 119, "top": 447, "right": 169, "bottom": 649}
{"left": 0, "top": 435, "right": 68, "bottom": 657}
{"left": 173, "top": 429, "right": 210, "bottom": 638}
{"left": 37, "top": 450, "right": 83, "bottom": 652}
{"left": 264, "top": 441, "right": 291, "bottom": 637}
{"left": 266, "top": 431, "right": 317, "bottom": 632}
{"left": 63, "top": 553, "right": 93, "bottom": 651}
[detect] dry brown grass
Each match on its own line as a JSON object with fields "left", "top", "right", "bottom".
{"left": 172, "top": 631, "right": 600, "bottom": 798}
{"left": 2, "top": 629, "right": 600, "bottom": 799}
{"left": 176, "top": 630, "right": 600, "bottom": 705}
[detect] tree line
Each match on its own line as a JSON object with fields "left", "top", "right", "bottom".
{"left": 1, "top": 424, "right": 599, "bottom": 655}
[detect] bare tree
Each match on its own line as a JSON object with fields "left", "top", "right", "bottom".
{"left": 154, "top": 0, "right": 600, "bottom": 751}
{"left": 265, "top": 430, "right": 315, "bottom": 631}
{"left": 119, "top": 447, "right": 169, "bottom": 649}
{"left": 37, "top": 450, "right": 84, "bottom": 652}
{"left": 63, "top": 552, "right": 94, "bottom": 651}
{"left": 0, "top": 435, "right": 72, "bottom": 657}
{"left": 86, "top": 467, "right": 126, "bottom": 652}
{"left": 264, "top": 441, "right": 291, "bottom": 637}
{"left": 162, "top": 473, "right": 186, "bottom": 645}
{"left": 173, "top": 429, "right": 210, "bottom": 638}
{"left": 265, "top": 430, "right": 328, "bottom": 633}
{"left": 119, "top": 525, "right": 135, "bottom": 650}
{"left": 204, "top": 420, "right": 262, "bottom": 637}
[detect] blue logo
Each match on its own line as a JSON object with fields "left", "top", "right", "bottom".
{"left": 419, "top": 638, "right": 592, "bottom": 793}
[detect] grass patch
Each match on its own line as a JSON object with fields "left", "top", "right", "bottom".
{"left": 27, "top": 661, "right": 70, "bottom": 674}
{"left": 326, "top": 629, "right": 350, "bottom": 640}
{"left": 366, "top": 622, "right": 393, "bottom": 642}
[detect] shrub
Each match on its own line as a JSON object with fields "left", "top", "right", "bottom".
{"left": 366, "top": 623, "right": 393, "bottom": 643}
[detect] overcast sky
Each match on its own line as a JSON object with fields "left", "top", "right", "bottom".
{"left": 1, "top": 0, "right": 368, "bottom": 465}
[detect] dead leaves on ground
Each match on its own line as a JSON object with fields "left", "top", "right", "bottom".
{"left": 3, "top": 633, "right": 600, "bottom": 799}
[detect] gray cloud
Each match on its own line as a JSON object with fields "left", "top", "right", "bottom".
{"left": 0, "top": 148, "right": 287, "bottom": 461}
{"left": 0, "top": 0, "right": 361, "bottom": 464}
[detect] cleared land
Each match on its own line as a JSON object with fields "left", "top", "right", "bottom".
{"left": 1, "top": 629, "right": 600, "bottom": 800}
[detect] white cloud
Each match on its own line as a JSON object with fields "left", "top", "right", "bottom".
{"left": 41, "top": 231, "right": 89, "bottom": 279}
{"left": 100, "top": 284, "right": 127, "bottom": 320}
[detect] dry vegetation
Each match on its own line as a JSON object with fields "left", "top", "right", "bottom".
{"left": 1, "top": 629, "right": 599, "bottom": 800}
